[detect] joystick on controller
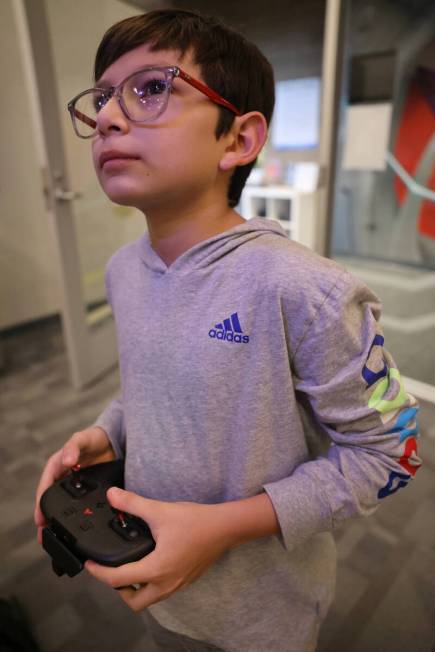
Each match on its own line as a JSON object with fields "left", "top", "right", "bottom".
{"left": 39, "top": 460, "right": 155, "bottom": 578}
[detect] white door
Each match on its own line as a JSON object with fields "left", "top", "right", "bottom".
{"left": 14, "top": 0, "right": 144, "bottom": 388}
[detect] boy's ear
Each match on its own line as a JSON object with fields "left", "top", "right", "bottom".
{"left": 219, "top": 112, "right": 268, "bottom": 171}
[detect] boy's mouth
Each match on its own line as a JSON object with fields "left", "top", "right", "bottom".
{"left": 99, "top": 150, "right": 140, "bottom": 168}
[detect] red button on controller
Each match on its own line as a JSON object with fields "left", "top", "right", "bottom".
{"left": 83, "top": 507, "right": 93, "bottom": 516}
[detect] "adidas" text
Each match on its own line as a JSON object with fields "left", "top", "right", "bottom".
{"left": 208, "top": 329, "right": 249, "bottom": 344}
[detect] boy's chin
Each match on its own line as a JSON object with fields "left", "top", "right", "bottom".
{"left": 103, "top": 185, "right": 145, "bottom": 208}
{"left": 109, "top": 194, "right": 139, "bottom": 207}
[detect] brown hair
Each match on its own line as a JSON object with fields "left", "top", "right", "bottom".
{"left": 94, "top": 9, "right": 275, "bottom": 208}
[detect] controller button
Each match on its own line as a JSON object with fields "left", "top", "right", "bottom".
{"left": 127, "top": 528, "right": 139, "bottom": 539}
{"left": 79, "top": 521, "right": 94, "bottom": 532}
{"left": 83, "top": 507, "right": 94, "bottom": 516}
{"left": 110, "top": 516, "right": 143, "bottom": 541}
{"left": 61, "top": 476, "right": 98, "bottom": 499}
{"left": 96, "top": 502, "right": 106, "bottom": 509}
{"left": 62, "top": 506, "right": 77, "bottom": 517}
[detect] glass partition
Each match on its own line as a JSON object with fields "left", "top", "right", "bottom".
{"left": 331, "top": 0, "right": 435, "bottom": 387}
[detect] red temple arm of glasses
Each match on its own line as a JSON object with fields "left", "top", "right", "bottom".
{"left": 178, "top": 69, "right": 242, "bottom": 116}
{"left": 74, "top": 108, "right": 97, "bottom": 129}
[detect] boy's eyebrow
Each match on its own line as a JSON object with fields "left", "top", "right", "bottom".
{"left": 94, "top": 78, "right": 111, "bottom": 89}
{"left": 95, "top": 62, "right": 176, "bottom": 88}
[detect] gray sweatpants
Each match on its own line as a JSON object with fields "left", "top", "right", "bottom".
{"left": 143, "top": 610, "right": 225, "bottom": 652}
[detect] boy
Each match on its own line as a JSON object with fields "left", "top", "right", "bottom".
{"left": 35, "top": 9, "right": 422, "bottom": 652}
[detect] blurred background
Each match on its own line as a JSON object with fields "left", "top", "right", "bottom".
{"left": 0, "top": 0, "right": 434, "bottom": 651}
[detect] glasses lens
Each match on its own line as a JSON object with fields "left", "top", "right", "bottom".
{"left": 122, "top": 69, "right": 169, "bottom": 122}
{"left": 70, "top": 69, "right": 170, "bottom": 137}
{"left": 72, "top": 89, "right": 107, "bottom": 137}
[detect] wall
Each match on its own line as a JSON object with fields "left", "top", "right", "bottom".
{"left": 0, "top": 0, "right": 59, "bottom": 330}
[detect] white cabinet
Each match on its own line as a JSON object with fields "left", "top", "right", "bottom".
{"left": 239, "top": 185, "right": 317, "bottom": 250}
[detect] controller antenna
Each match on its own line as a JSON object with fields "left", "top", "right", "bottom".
{"left": 71, "top": 464, "right": 82, "bottom": 489}
{"left": 117, "top": 511, "right": 127, "bottom": 528}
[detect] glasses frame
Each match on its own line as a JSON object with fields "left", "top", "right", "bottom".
{"left": 67, "top": 65, "right": 242, "bottom": 139}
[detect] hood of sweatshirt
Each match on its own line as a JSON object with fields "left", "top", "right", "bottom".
{"left": 137, "top": 217, "right": 288, "bottom": 275}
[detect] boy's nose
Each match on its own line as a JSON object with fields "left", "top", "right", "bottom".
{"left": 96, "top": 96, "right": 129, "bottom": 136}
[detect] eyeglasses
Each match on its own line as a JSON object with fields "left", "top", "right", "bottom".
{"left": 67, "top": 65, "right": 242, "bottom": 138}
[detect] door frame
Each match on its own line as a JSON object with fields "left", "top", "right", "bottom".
{"left": 14, "top": 0, "right": 118, "bottom": 389}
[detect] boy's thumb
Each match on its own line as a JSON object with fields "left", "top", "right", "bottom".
{"left": 106, "top": 486, "right": 156, "bottom": 519}
{"left": 62, "top": 446, "right": 79, "bottom": 466}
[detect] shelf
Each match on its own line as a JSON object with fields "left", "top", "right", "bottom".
{"left": 239, "top": 185, "right": 317, "bottom": 250}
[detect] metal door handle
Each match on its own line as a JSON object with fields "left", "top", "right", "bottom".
{"left": 54, "top": 187, "right": 82, "bottom": 201}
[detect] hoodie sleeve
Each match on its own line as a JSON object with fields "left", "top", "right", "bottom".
{"left": 93, "top": 395, "right": 126, "bottom": 459}
{"left": 91, "top": 261, "right": 125, "bottom": 459}
{"left": 263, "top": 269, "right": 422, "bottom": 552}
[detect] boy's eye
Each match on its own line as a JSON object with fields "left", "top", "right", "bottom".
{"left": 133, "top": 78, "right": 168, "bottom": 98}
{"left": 93, "top": 92, "right": 109, "bottom": 113}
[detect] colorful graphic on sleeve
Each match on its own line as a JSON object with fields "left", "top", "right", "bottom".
{"left": 377, "top": 470, "right": 410, "bottom": 498}
{"left": 362, "top": 334, "right": 422, "bottom": 498}
{"left": 377, "top": 409, "right": 421, "bottom": 498}
{"left": 363, "top": 334, "right": 408, "bottom": 414}
{"left": 387, "top": 406, "right": 419, "bottom": 442}
{"left": 362, "top": 334, "right": 388, "bottom": 388}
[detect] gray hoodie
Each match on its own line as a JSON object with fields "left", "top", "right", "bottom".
{"left": 95, "top": 218, "right": 421, "bottom": 652}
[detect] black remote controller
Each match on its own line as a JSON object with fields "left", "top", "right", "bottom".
{"left": 39, "top": 460, "right": 155, "bottom": 578}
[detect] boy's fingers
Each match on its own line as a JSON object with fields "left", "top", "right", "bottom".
{"left": 34, "top": 452, "right": 63, "bottom": 525}
{"left": 36, "top": 432, "right": 92, "bottom": 508}
{"left": 61, "top": 444, "right": 80, "bottom": 466}
{"left": 34, "top": 444, "right": 79, "bottom": 526}
{"left": 34, "top": 508, "right": 46, "bottom": 528}
{"left": 107, "top": 487, "right": 159, "bottom": 521}
{"left": 35, "top": 428, "right": 112, "bottom": 530}
{"left": 85, "top": 556, "right": 156, "bottom": 589}
{"left": 118, "top": 582, "right": 165, "bottom": 611}
{"left": 62, "top": 431, "right": 90, "bottom": 465}
{"left": 62, "top": 428, "right": 114, "bottom": 467}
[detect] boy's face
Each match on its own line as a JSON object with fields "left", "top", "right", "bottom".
{"left": 91, "top": 43, "right": 233, "bottom": 212}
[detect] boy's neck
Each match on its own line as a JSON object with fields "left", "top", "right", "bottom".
{"left": 145, "top": 202, "right": 245, "bottom": 267}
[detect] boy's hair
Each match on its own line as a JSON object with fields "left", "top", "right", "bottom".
{"left": 94, "top": 9, "right": 275, "bottom": 208}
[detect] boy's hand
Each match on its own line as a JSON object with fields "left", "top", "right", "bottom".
{"left": 34, "top": 426, "right": 115, "bottom": 544}
{"left": 84, "top": 487, "right": 232, "bottom": 612}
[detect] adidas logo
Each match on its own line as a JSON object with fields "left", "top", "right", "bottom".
{"left": 208, "top": 312, "right": 250, "bottom": 344}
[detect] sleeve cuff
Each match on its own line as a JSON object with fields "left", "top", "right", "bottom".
{"left": 93, "top": 412, "right": 125, "bottom": 460}
{"left": 263, "top": 467, "right": 333, "bottom": 551}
